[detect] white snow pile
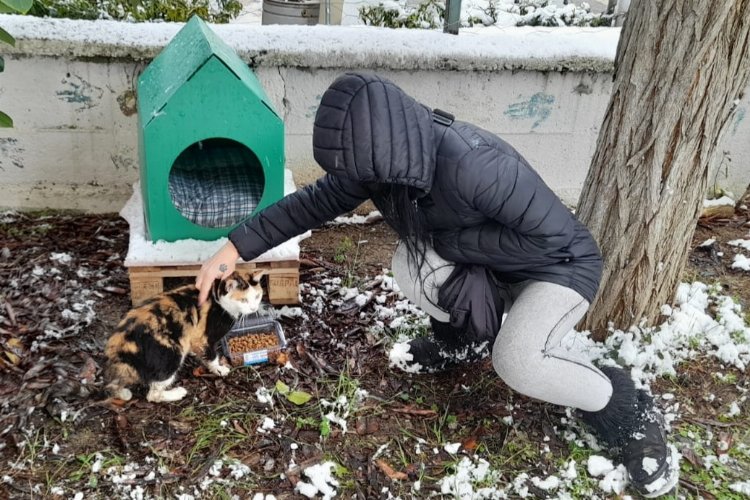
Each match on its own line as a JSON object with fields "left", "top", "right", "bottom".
{"left": 729, "top": 238, "right": 750, "bottom": 271}
{"left": 256, "top": 386, "right": 274, "bottom": 406}
{"left": 320, "top": 388, "right": 369, "bottom": 433}
{"left": 437, "top": 456, "right": 504, "bottom": 498}
{"left": 328, "top": 210, "right": 381, "bottom": 225}
{"left": 730, "top": 481, "right": 750, "bottom": 495}
{"left": 444, "top": 442, "right": 462, "bottom": 454}
{"left": 732, "top": 254, "right": 750, "bottom": 271}
{"left": 388, "top": 340, "right": 423, "bottom": 373}
{"left": 728, "top": 239, "right": 750, "bottom": 251}
{"left": 295, "top": 462, "right": 340, "bottom": 500}
{"left": 586, "top": 456, "right": 629, "bottom": 495}
{"left": 435, "top": 455, "right": 587, "bottom": 498}
{"left": 560, "top": 282, "right": 750, "bottom": 386}
{"left": 703, "top": 195, "right": 736, "bottom": 207}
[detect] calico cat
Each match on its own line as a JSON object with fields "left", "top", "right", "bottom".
{"left": 104, "top": 270, "right": 265, "bottom": 403}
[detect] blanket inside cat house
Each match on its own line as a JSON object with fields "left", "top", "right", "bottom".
{"left": 137, "top": 15, "right": 285, "bottom": 243}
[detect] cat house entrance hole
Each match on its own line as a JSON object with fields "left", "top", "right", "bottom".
{"left": 168, "top": 138, "right": 265, "bottom": 228}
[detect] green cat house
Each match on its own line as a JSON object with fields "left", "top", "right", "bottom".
{"left": 137, "top": 16, "right": 284, "bottom": 242}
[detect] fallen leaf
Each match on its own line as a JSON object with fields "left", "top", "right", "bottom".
{"left": 392, "top": 405, "right": 438, "bottom": 417}
{"left": 680, "top": 446, "right": 701, "bottom": 468}
{"left": 404, "top": 463, "right": 419, "bottom": 480}
{"left": 296, "top": 343, "right": 307, "bottom": 357}
{"left": 114, "top": 414, "right": 129, "bottom": 430}
{"left": 78, "top": 355, "right": 98, "bottom": 383}
{"left": 287, "top": 391, "right": 312, "bottom": 405}
{"left": 6, "top": 337, "right": 23, "bottom": 351}
{"left": 461, "top": 436, "right": 479, "bottom": 452}
{"left": 4, "top": 351, "right": 20, "bottom": 366}
{"left": 168, "top": 420, "right": 192, "bottom": 434}
{"left": 376, "top": 459, "right": 407, "bottom": 481}
{"left": 233, "top": 420, "right": 248, "bottom": 435}
{"left": 4, "top": 303, "right": 16, "bottom": 326}
{"left": 275, "top": 380, "right": 290, "bottom": 395}
{"left": 192, "top": 366, "right": 207, "bottom": 377}
{"left": 355, "top": 417, "right": 379, "bottom": 435}
{"left": 717, "top": 431, "right": 733, "bottom": 454}
{"left": 110, "top": 398, "right": 128, "bottom": 407}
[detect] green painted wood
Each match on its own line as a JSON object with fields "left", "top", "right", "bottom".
{"left": 444, "top": 0, "right": 461, "bottom": 35}
{"left": 137, "top": 16, "right": 285, "bottom": 242}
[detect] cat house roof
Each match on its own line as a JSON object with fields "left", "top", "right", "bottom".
{"left": 137, "top": 15, "right": 279, "bottom": 127}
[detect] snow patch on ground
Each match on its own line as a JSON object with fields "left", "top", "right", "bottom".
{"left": 587, "top": 455, "right": 614, "bottom": 477}
{"left": 437, "top": 456, "right": 504, "bottom": 499}
{"left": 729, "top": 239, "right": 750, "bottom": 251}
{"left": 559, "top": 282, "right": 750, "bottom": 387}
{"left": 328, "top": 210, "right": 381, "bottom": 225}
{"left": 732, "top": 254, "right": 750, "bottom": 271}
{"left": 295, "top": 462, "right": 339, "bottom": 499}
{"left": 730, "top": 481, "right": 750, "bottom": 494}
{"left": 703, "top": 196, "right": 735, "bottom": 207}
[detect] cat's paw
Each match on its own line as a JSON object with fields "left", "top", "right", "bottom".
{"left": 213, "top": 364, "right": 231, "bottom": 377}
{"left": 147, "top": 386, "right": 187, "bottom": 403}
{"left": 207, "top": 357, "right": 230, "bottom": 377}
{"left": 115, "top": 388, "right": 133, "bottom": 401}
{"left": 166, "top": 387, "right": 188, "bottom": 401}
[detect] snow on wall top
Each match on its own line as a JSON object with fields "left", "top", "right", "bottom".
{"left": 0, "top": 14, "right": 619, "bottom": 72}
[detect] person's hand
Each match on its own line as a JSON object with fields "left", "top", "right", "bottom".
{"left": 196, "top": 241, "right": 240, "bottom": 305}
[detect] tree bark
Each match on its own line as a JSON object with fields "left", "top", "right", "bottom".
{"left": 578, "top": 0, "right": 750, "bottom": 337}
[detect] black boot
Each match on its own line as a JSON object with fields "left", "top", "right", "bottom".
{"left": 431, "top": 318, "right": 493, "bottom": 362}
{"left": 390, "top": 319, "right": 492, "bottom": 374}
{"left": 580, "top": 366, "right": 678, "bottom": 498}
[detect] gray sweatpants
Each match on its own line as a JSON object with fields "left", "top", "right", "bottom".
{"left": 392, "top": 242, "right": 613, "bottom": 412}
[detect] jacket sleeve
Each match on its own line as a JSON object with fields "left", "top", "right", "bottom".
{"left": 456, "top": 146, "right": 576, "bottom": 256}
{"left": 229, "top": 173, "right": 369, "bottom": 261}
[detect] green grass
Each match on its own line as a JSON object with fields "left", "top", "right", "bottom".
{"left": 333, "top": 236, "right": 363, "bottom": 288}
{"left": 180, "top": 400, "right": 264, "bottom": 465}
{"left": 672, "top": 421, "right": 750, "bottom": 499}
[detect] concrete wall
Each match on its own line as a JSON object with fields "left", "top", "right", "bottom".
{"left": 0, "top": 16, "right": 747, "bottom": 213}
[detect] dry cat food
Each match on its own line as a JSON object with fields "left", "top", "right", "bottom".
{"left": 222, "top": 319, "right": 286, "bottom": 366}
{"left": 227, "top": 332, "right": 279, "bottom": 353}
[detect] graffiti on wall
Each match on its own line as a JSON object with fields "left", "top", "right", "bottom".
{"left": 504, "top": 93, "right": 555, "bottom": 130}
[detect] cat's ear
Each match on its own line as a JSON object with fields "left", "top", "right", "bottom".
{"left": 223, "top": 278, "right": 239, "bottom": 292}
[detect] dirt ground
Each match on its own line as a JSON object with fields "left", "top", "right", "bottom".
{"left": 0, "top": 207, "right": 749, "bottom": 499}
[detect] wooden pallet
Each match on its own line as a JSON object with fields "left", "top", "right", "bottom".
{"left": 127, "top": 259, "right": 300, "bottom": 306}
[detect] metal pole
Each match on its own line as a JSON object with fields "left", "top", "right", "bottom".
{"left": 443, "top": 0, "right": 461, "bottom": 35}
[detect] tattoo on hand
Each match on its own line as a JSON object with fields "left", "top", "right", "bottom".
{"left": 219, "top": 263, "right": 228, "bottom": 273}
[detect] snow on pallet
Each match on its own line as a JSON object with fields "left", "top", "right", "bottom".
{"left": 120, "top": 169, "right": 308, "bottom": 306}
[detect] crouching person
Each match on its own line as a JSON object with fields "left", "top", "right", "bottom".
{"left": 197, "top": 72, "right": 679, "bottom": 497}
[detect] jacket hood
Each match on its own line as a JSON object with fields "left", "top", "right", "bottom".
{"left": 312, "top": 72, "right": 437, "bottom": 194}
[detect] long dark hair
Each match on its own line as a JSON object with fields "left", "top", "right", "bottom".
{"left": 368, "top": 183, "right": 432, "bottom": 277}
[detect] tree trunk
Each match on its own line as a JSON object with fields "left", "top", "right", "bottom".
{"left": 577, "top": 0, "right": 750, "bottom": 337}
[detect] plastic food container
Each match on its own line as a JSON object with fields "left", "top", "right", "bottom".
{"left": 221, "top": 315, "right": 287, "bottom": 366}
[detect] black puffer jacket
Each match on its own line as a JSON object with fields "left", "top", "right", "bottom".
{"left": 229, "top": 73, "right": 603, "bottom": 302}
